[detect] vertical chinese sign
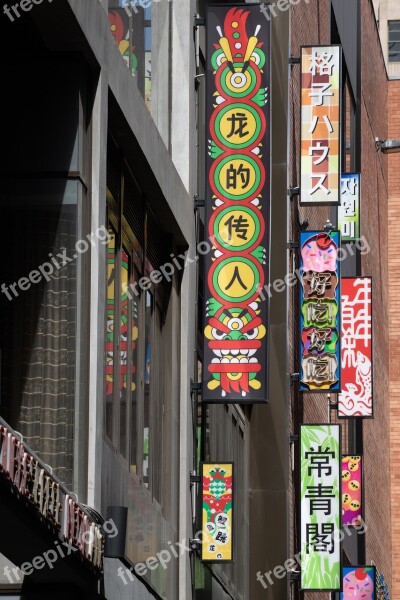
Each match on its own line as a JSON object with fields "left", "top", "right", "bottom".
{"left": 300, "top": 46, "right": 342, "bottom": 206}
{"left": 342, "top": 455, "right": 363, "bottom": 526}
{"left": 338, "top": 174, "right": 361, "bottom": 242}
{"left": 300, "top": 231, "right": 341, "bottom": 391}
{"left": 201, "top": 463, "right": 233, "bottom": 562}
{"left": 203, "top": 6, "right": 270, "bottom": 402}
{"left": 341, "top": 566, "right": 376, "bottom": 599}
{"left": 338, "top": 277, "right": 373, "bottom": 417}
{"left": 300, "top": 424, "right": 341, "bottom": 591}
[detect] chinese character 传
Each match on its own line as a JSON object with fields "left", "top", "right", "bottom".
{"left": 224, "top": 214, "right": 250, "bottom": 241}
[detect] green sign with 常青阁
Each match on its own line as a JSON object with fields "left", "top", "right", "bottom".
{"left": 300, "top": 424, "right": 341, "bottom": 591}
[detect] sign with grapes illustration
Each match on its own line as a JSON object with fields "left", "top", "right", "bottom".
{"left": 201, "top": 463, "right": 233, "bottom": 562}
{"left": 202, "top": 5, "right": 270, "bottom": 402}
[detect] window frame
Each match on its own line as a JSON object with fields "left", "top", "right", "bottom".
{"left": 388, "top": 20, "right": 400, "bottom": 63}
{"left": 105, "top": 140, "right": 166, "bottom": 503}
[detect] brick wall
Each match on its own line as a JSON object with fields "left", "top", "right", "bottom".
{"left": 360, "top": 0, "right": 391, "bottom": 592}
{"left": 288, "top": 0, "right": 393, "bottom": 598}
{"left": 388, "top": 77, "right": 400, "bottom": 599}
{"left": 289, "top": 3, "right": 332, "bottom": 600}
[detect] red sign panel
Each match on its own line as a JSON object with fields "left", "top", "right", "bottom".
{"left": 338, "top": 278, "right": 372, "bottom": 418}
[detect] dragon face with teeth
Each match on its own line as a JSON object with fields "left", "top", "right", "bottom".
{"left": 205, "top": 304, "right": 266, "bottom": 397}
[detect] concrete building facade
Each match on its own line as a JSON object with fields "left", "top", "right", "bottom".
{"left": 0, "top": 1, "right": 397, "bottom": 599}
{"left": 373, "top": 0, "right": 400, "bottom": 78}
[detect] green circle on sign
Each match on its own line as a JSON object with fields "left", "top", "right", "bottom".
{"left": 214, "top": 154, "right": 261, "bottom": 201}
{"left": 213, "top": 256, "right": 260, "bottom": 303}
{"left": 214, "top": 206, "right": 261, "bottom": 251}
{"left": 253, "top": 48, "right": 266, "bottom": 69}
{"left": 220, "top": 63, "right": 257, "bottom": 98}
{"left": 211, "top": 48, "right": 225, "bottom": 71}
{"left": 214, "top": 103, "right": 262, "bottom": 150}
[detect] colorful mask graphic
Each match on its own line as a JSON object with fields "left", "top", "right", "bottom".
{"left": 203, "top": 6, "right": 270, "bottom": 402}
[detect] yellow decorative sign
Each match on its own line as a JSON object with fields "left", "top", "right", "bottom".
{"left": 201, "top": 463, "right": 233, "bottom": 562}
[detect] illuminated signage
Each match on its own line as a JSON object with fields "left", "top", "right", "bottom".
{"left": 342, "top": 455, "right": 362, "bottom": 526}
{"left": 338, "top": 277, "right": 373, "bottom": 417}
{"left": 0, "top": 421, "right": 103, "bottom": 569}
{"left": 341, "top": 566, "right": 376, "bottom": 599}
{"left": 203, "top": 5, "right": 270, "bottom": 402}
{"left": 300, "top": 424, "right": 341, "bottom": 591}
{"left": 300, "top": 45, "right": 342, "bottom": 205}
{"left": 201, "top": 463, "right": 233, "bottom": 562}
{"left": 338, "top": 174, "right": 360, "bottom": 242}
{"left": 299, "top": 231, "right": 341, "bottom": 391}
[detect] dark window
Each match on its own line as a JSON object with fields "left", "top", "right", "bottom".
{"left": 105, "top": 134, "right": 168, "bottom": 502}
{"left": 389, "top": 21, "right": 400, "bottom": 62}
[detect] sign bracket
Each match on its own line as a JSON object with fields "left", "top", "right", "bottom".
{"left": 190, "top": 472, "right": 201, "bottom": 484}
{"left": 194, "top": 16, "right": 205, "bottom": 27}
{"left": 194, "top": 195, "right": 205, "bottom": 210}
{"left": 190, "top": 381, "right": 201, "bottom": 397}
{"left": 287, "top": 241, "right": 299, "bottom": 251}
{"left": 288, "top": 570, "right": 300, "bottom": 581}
